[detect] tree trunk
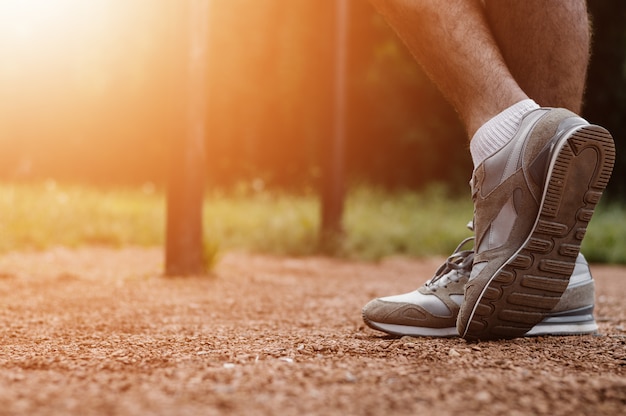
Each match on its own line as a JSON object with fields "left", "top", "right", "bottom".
{"left": 320, "top": 0, "right": 349, "bottom": 250}
{"left": 165, "top": 0, "right": 210, "bottom": 276}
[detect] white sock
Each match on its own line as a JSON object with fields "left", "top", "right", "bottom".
{"left": 469, "top": 99, "right": 540, "bottom": 168}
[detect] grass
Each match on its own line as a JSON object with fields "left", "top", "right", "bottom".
{"left": 0, "top": 181, "right": 623, "bottom": 265}
{"left": 580, "top": 202, "right": 626, "bottom": 264}
{"left": 342, "top": 185, "right": 474, "bottom": 259}
{"left": 0, "top": 181, "right": 164, "bottom": 251}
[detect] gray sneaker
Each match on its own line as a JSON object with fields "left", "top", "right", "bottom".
{"left": 362, "top": 238, "right": 598, "bottom": 337}
{"left": 457, "top": 108, "right": 614, "bottom": 341}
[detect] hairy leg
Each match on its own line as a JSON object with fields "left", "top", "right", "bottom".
{"left": 370, "top": 0, "right": 528, "bottom": 137}
{"left": 484, "top": 0, "right": 590, "bottom": 113}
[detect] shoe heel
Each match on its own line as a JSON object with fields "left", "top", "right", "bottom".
{"left": 569, "top": 125, "right": 616, "bottom": 190}
{"left": 542, "top": 125, "right": 615, "bottom": 221}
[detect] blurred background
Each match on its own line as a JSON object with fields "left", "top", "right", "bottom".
{"left": 0, "top": 0, "right": 622, "bottom": 198}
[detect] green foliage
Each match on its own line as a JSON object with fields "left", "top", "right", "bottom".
{"left": 0, "top": 181, "right": 164, "bottom": 251}
{"left": 201, "top": 184, "right": 475, "bottom": 260}
{"left": 0, "top": 183, "right": 623, "bottom": 265}
{"left": 202, "top": 187, "right": 319, "bottom": 256}
{"left": 580, "top": 202, "right": 626, "bottom": 264}
{"left": 341, "top": 185, "right": 473, "bottom": 260}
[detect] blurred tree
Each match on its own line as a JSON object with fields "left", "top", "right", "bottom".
{"left": 0, "top": 0, "right": 622, "bottom": 201}
{"left": 585, "top": 0, "right": 626, "bottom": 201}
{"left": 203, "top": 0, "right": 469, "bottom": 192}
{"left": 346, "top": 2, "right": 468, "bottom": 192}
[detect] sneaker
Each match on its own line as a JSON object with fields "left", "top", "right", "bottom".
{"left": 457, "top": 108, "right": 614, "bottom": 341}
{"left": 361, "top": 238, "right": 598, "bottom": 337}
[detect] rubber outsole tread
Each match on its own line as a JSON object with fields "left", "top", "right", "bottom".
{"left": 521, "top": 275, "right": 569, "bottom": 293}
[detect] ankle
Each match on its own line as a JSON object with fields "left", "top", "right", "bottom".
{"left": 470, "top": 99, "right": 540, "bottom": 168}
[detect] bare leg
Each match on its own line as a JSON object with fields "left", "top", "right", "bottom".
{"left": 369, "top": 0, "right": 528, "bottom": 137}
{"left": 484, "top": 0, "right": 590, "bottom": 113}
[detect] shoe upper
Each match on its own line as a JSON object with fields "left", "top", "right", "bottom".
{"left": 470, "top": 108, "right": 586, "bottom": 265}
{"left": 363, "top": 238, "right": 473, "bottom": 330}
{"left": 458, "top": 108, "right": 593, "bottom": 339}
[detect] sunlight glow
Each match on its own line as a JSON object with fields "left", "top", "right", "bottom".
{"left": 0, "top": 0, "right": 109, "bottom": 42}
{"left": 0, "top": 0, "right": 168, "bottom": 183}
{"left": 0, "top": 1, "right": 372, "bottom": 187}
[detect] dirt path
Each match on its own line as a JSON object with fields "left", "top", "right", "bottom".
{"left": 0, "top": 247, "right": 624, "bottom": 415}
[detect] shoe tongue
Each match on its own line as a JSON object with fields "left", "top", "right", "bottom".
{"left": 432, "top": 270, "right": 458, "bottom": 288}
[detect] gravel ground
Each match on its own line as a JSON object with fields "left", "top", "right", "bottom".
{"left": 0, "top": 247, "right": 624, "bottom": 415}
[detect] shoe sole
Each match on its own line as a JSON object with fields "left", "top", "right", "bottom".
{"left": 365, "top": 316, "right": 598, "bottom": 338}
{"left": 365, "top": 306, "right": 598, "bottom": 338}
{"left": 362, "top": 314, "right": 458, "bottom": 337}
{"left": 524, "top": 305, "right": 598, "bottom": 337}
{"left": 462, "top": 125, "right": 615, "bottom": 341}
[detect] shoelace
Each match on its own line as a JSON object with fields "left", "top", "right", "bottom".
{"left": 425, "top": 237, "right": 475, "bottom": 290}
